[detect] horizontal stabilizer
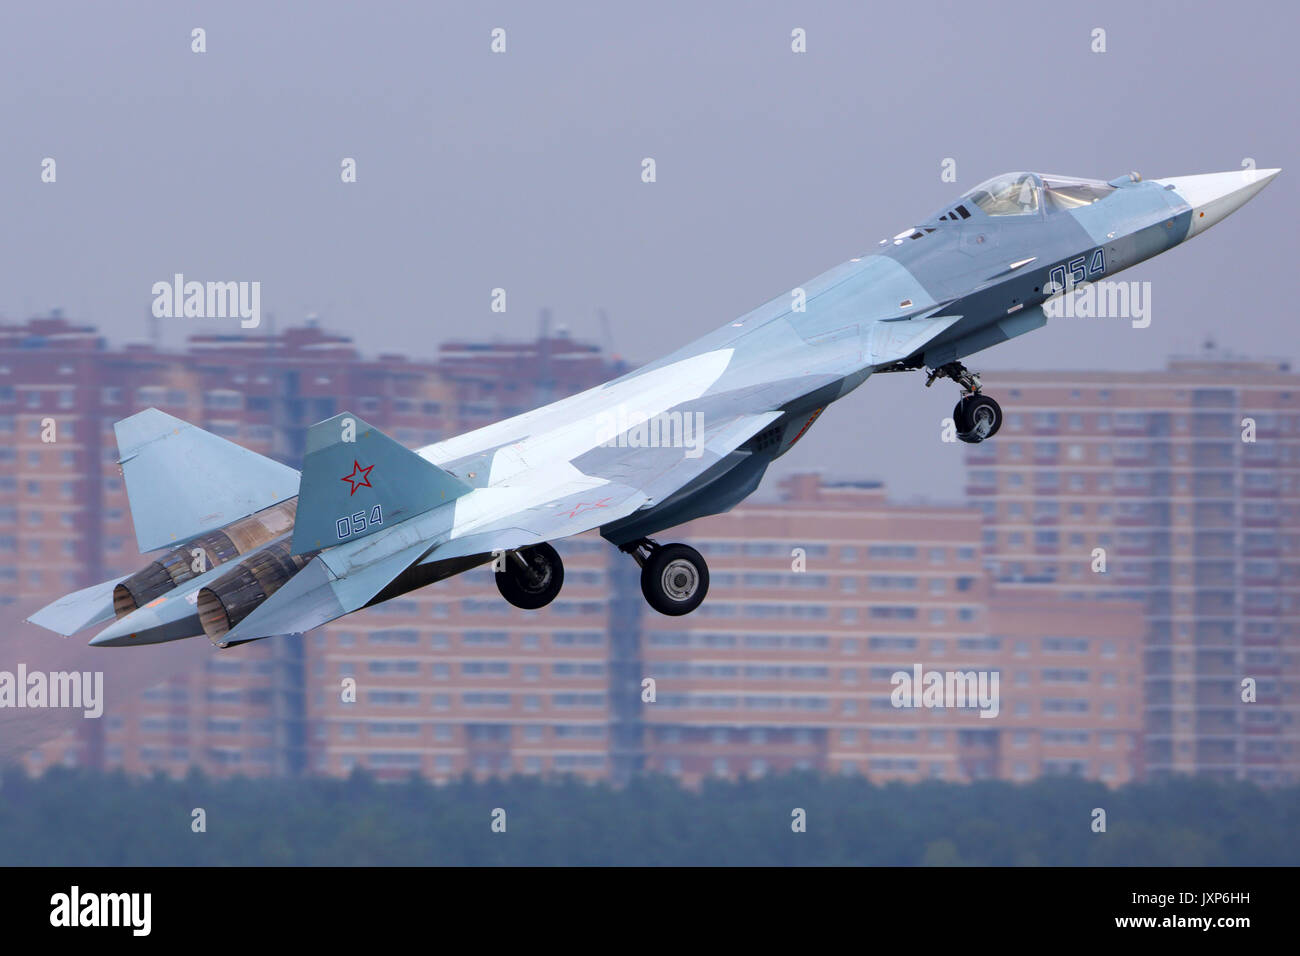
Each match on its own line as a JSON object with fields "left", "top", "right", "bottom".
{"left": 290, "top": 413, "right": 472, "bottom": 555}
{"left": 115, "top": 408, "right": 300, "bottom": 553}
{"left": 26, "top": 574, "right": 129, "bottom": 636}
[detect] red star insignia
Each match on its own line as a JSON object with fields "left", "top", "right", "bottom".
{"left": 340, "top": 460, "right": 374, "bottom": 496}
{"left": 565, "top": 496, "right": 613, "bottom": 519}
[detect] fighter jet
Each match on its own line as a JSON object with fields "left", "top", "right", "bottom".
{"left": 27, "top": 166, "right": 1280, "bottom": 646}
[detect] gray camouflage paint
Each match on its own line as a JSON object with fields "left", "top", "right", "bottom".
{"left": 27, "top": 168, "right": 1280, "bottom": 646}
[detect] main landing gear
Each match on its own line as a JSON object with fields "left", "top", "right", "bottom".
{"left": 926, "top": 360, "right": 1003, "bottom": 444}
{"left": 620, "top": 538, "right": 710, "bottom": 616}
{"left": 495, "top": 542, "right": 564, "bottom": 609}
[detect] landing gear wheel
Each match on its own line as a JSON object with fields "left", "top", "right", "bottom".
{"left": 640, "top": 543, "right": 709, "bottom": 617}
{"left": 954, "top": 394, "right": 1002, "bottom": 443}
{"left": 495, "top": 542, "right": 564, "bottom": 610}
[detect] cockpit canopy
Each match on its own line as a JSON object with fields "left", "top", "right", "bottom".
{"left": 1039, "top": 173, "right": 1118, "bottom": 210}
{"left": 958, "top": 172, "right": 1117, "bottom": 217}
{"left": 965, "top": 172, "right": 1041, "bottom": 216}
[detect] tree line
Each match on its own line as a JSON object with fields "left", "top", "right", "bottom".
{"left": 1, "top": 766, "right": 1296, "bottom": 866}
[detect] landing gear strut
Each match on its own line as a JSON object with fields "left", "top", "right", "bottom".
{"left": 620, "top": 538, "right": 710, "bottom": 616}
{"left": 925, "top": 360, "right": 983, "bottom": 394}
{"left": 926, "top": 360, "right": 1002, "bottom": 444}
{"left": 495, "top": 542, "right": 564, "bottom": 610}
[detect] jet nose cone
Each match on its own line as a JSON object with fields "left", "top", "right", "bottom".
{"left": 1154, "top": 167, "right": 1280, "bottom": 237}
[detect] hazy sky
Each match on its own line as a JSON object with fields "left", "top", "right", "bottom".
{"left": 2, "top": 0, "right": 1296, "bottom": 500}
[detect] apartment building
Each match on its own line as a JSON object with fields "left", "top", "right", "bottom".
{"left": 964, "top": 347, "right": 1299, "bottom": 785}
{"left": 637, "top": 475, "right": 1144, "bottom": 786}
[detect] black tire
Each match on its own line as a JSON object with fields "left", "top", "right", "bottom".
{"left": 495, "top": 542, "right": 564, "bottom": 610}
{"left": 641, "top": 543, "right": 709, "bottom": 616}
{"left": 954, "top": 394, "right": 1002, "bottom": 443}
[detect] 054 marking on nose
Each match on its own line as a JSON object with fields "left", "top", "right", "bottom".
{"left": 1047, "top": 248, "right": 1105, "bottom": 293}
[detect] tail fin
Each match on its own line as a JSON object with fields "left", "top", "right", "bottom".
{"left": 115, "top": 408, "right": 300, "bottom": 553}
{"left": 289, "top": 412, "right": 472, "bottom": 555}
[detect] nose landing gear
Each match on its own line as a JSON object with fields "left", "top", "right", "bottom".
{"left": 926, "top": 361, "right": 1003, "bottom": 443}
{"left": 620, "top": 538, "right": 710, "bottom": 616}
